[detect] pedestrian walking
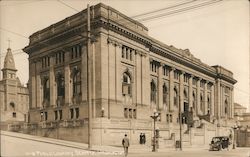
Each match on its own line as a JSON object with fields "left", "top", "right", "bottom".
{"left": 139, "top": 133, "right": 143, "bottom": 144}
{"left": 143, "top": 133, "right": 146, "bottom": 144}
{"left": 122, "top": 134, "right": 130, "bottom": 157}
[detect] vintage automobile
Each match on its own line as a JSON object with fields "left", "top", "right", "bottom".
{"left": 209, "top": 136, "right": 232, "bottom": 151}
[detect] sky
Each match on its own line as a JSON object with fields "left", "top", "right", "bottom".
{"left": 0, "top": 0, "right": 249, "bottom": 111}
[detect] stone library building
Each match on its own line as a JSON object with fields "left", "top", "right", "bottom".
{"left": 23, "top": 3, "right": 237, "bottom": 148}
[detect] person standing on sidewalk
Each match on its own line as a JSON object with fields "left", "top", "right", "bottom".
{"left": 122, "top": 134, "right": 130, "bottom": 157}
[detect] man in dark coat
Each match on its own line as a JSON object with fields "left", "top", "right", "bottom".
{"left": 122, "top": 134, "right": 130, "bottom": 157}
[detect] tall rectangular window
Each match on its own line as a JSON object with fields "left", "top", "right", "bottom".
{"left": 54, "top": 111, "right": 58, "bottom": 120}
{"left": 44, "top": 112, "right": 48, "bottom": 121}
{"left": 174, "top": 71, "right": 179, "bottom": 80}
{"left": 72, "top": 67, "right": 81, "bottom": 96}
{"left": 59, "top": 110, "right": 62, "bottom": 120}
{"left": 71, "top": 45, "right": 82, "bottom": 59}
{"left": 75, "top": 108, "right": 79, "bottom": 119}
{"left": 70, "top": 108, "right": 74, "bottom": 119}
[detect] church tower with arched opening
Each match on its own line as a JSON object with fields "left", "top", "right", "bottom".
{"left": 0, "top": 47, "right": 29, "bottom": 127}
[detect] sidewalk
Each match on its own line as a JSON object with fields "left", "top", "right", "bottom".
{"left": 0, "top": 131, "right": 209, "bottom": 154}
{"left": 1, "top": 131, "right": 123, "bottom": 153}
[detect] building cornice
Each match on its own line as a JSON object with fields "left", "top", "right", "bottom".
{"left": 23, "top": 3, "right": 237, "bottom": 84}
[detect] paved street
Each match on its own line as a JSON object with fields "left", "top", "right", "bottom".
{"left": 1, "top": 131, "right": 250, "bottom": 157}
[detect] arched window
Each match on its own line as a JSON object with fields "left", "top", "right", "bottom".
{"left": 72, "top": 67, "right": 81, "bottom": 96}
{"left": 163, "top": 84, "right": 168, "bottom": 105}
{"left": 200, "top": 94, "right": 204, "bottom": 113}
{"left": 43, "top": 77, "right": 50, "bottom": 101}
{"left": 151, "top": 80, "right": 157, "bottom": 103}
{"left": 184, "top": 89, "right": 188, "bottom": 100}
{"left": 174, "top": 87, "right": 178, "bottom": 106}
{"left": 193, "top": 92, "right": 196, "bottom": 110}
{"left": 207, "top": 96, "right": 210, "bottom": 114}
{"left": 225, "top": 99, "right": 228, "bottom": 115}
{"left": 56, "top": 73, "right": 65, "bottom": 97}
{"left": 122, "top": 72, "right": 131, "bottom": 95}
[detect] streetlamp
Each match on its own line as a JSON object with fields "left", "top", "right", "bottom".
{"left": 150, "top": 109, "right": 160, "bottom": 152}
{"left": 232, "top": 123, "right": 239, "bottom": 149}
{"left": 101, "top": 107, "right": 104, "bottom": 117}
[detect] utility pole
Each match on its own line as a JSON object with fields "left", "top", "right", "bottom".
{"left": 87, "top": 4, "right": 92, "bottom": 150}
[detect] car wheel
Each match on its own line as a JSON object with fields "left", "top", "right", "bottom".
{"left": 219, "top": 145, "right": 222, "bottom": 151}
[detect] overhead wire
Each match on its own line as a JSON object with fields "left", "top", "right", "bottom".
{"left": 0, "top": 0, "right": 249, "bottom": 103}
{"left": 57, "top": 0, "right": 79, "bottom": 12}
{"left": 137, "top": 0, "right": 223, "bottom": 22}
{"left": 131, "top": 0, "right": 197, "bottom": 19}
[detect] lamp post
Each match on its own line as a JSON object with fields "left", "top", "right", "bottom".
{"left": 232, "top": 124, "right": 239, "bottom": 149}
{"left": 150, "top": 109, "right": 159, "bottom": 152}
{"left": 101, "top": 107, "right": 104, "bottom": 117}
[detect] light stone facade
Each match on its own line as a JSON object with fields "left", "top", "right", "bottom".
{"left": 0, "top": 48, "right": 29, "bottom": 125}
{"left": 23, "top": 3, "right": 237, "bottom": 147}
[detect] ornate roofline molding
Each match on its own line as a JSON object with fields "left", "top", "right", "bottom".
{"left": 23, "top": 3, "right": 236, "bottom": 84}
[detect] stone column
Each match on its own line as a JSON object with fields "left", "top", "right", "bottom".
{"left": 158, "top": 63, "right": 163, "bottom": 110}
{"left": 188, "top": 75, "right": 193, "bottom": 110}
{"left": 221, "top": 85, "right": 224, "bottom": 118}
{"left": 196, "top": 78, "right": 201, "bottom": 115}
{"left": 231, "top": 88, "right": 234, "bottom": 119}
{"left": 211, "top": 83, "right": 215, "bottom": 117}
{"left": 204, "top": 81, "right": 208, "bottom": 115}
{"left": 169, "top": 67, "right": 175, "bottom": 112}
{"left": 216, "top": 79, "right": 221, "bottom": 120}
{"left": 179, "top": 71, "right": 184, "bottom": 112}
{"left": 115, "top": 44, "right": 122, "bottom": 103}
{"left": 82, "top": 45, "right": 88, "bottom": 102}
{"left": 135, "top": 50, "right": 142, "bottom": 106}
{"left": 36, "top": 61, "right": 42, "bottom": 108}
{"left": 31, "top": 61, "right": 36, "bottom": 109}
{"left": 142, "top": 52, "right": 150, "bottom": 106}
{"left": 49, "top": 56, "right": 56, "bottom": 107}
{"left": 64, "top": 65, "right": 71, "bottom": 105}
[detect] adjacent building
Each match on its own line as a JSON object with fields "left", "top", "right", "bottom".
{"left": 23, "top": 3, "right": 237, "bottom": 147}
{"left": 234, "top": 103, "right": 250, "bottom": 147}
{"left": 0, "top": 48, "right": 29, "bottom": 129}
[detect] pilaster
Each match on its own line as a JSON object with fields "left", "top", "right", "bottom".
{"left": 216, "top": 79, "right": 221, "bottom": 120}
{"left": 188, "top": 75, "right": 193, "bottom": 110}
{"left": 31, "top": 61, "right": 36, "bottom": 109}
{"left": 64, "top": 64, "right": 71, "bottom": 105}
{"left": 158, "top": 63, "right": 163, "bottom": 110}
{"left": 142, "top": 53, "right": 150, "bottom": 106}
{"left": 36, "top": 61, "right": 42, "bottom": 108}
{"left": 231, "top": 88, "right": 234, "bottom": 119}
{"left": 204, "top": 81, "right": 208, "bottom": 115}
{"left": 169, "top": 67, "right": 175, "bottom": 112}
{"left": 179, "top": 71, "right": 184, "bottom": 112}
{"left": 220, "top": 85, "right": 224, "bottom": 118}
{"left": 135, "top": 50, "right": 142, "bottom": 105}
{"left": 211, "top": 83, "right": 215, "bottom": 117}
{"left": 115, "top": 43, "right": 122, "bottom": 103}
{"left": 82, "top": 45, "right": 88, "bottom": 102}
{"left": 196, "top": 77, "right": 201, "bottom": 115}
{"left": 49, "top": 56, "right": 56, "bottom": 107}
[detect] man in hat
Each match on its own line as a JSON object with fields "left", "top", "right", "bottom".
{"left": 122, "top": 134, "right": 130, "bottom": 157}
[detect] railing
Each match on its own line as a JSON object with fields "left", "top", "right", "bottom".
{"left": 59, "top": 119, "right": 84, "bottom": 128}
